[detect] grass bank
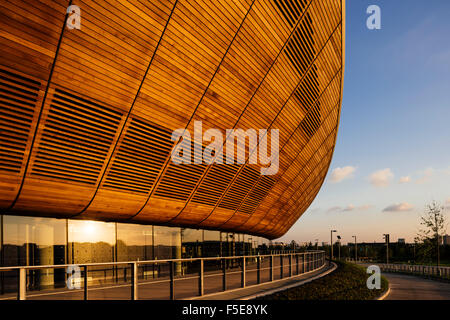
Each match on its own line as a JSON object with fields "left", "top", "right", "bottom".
{"left": 258, "top": 261, "right": 388, "bottom": 300}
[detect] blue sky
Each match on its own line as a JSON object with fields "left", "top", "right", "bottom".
{"left": 278, "top": 0, "right": 450, "bottom": 244}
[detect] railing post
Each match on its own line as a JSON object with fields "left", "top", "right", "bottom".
{"left": 18, "top": 268, "right": 26, "bottom": 300}
{"left": 241, "top": 257, "right": 245, "bottom": 288}
{"left": 280, "top": 255, "right": 283, "bottom": 279}
{"left": 169, "top": 261, "right": 174, "bottom": 300}
{"left": 269, "top": 255, "right": 274, "bottom": 281}
{"left": 296, "top": 254, "right": 299, "bottom": 275}
{"left": 83, "top": 266, "right": 89, "bottom": 300}
{"left": 131, "top": 262, "right": 138, "bottom": 300}
{"left": 289, "top": 255, "right": 292, "bottom": 277}
{"left": 222, "top": 258, "right": 227, "bottom": 291}
{"left": 303, "top": 253, "right": 306, "bottom": 273}
{"left": 314, "top": 253, "right": 316, "bottom": 269}
{"left": 199, "top": 259, "right": 204, "bottom": 296}
{"left": 257, "top": 256, "right": 261, "bottom": 284}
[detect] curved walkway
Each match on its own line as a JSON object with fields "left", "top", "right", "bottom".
{"left": 190, "top": 262, "right": 337, "bottom": 300}
{"left": 383, "top": 273, "right": 450, "bottom": 300}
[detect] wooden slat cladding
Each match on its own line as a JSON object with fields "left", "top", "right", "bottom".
{"left": 237, "top": 175, "right": 277, "bottom": 215}
{"left": 102, "top": 118, "right": 173, "bottom": 194}
{"left": 153, "top": 142, "right": 207, "bottom": 202}
{"left": 191, "top": 164, "right": 242, "bottom": 206}
{"left": 0, "top": 0, "right": 67, "bottom": 80}
{"left": 0, "top": 69, "right": 40, "bottom": 173}
{"left": 274, "top": 0, "right": 308, "bottom": 27}
{"left": 0, "top": 0, "right": 344, "bottom": 239}
{"left": 30, "top": 88, "right": 123, "bottom": 185}
{"left": 217, "top": 165, "right": 261, "bottom": 211}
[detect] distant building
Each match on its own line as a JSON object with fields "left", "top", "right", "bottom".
{"left": 398, "top": 238, "right": 406, "bottom": 244}
{"left": 442, "top": 235, "right": 450, "bottom": 245}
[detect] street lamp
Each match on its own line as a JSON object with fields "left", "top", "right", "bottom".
{"left": 383, "top": 234, "right": 390, "bottom": 264}
{"left": 352, "top": 236, "right": 357, "bottom": 261}
{"left": 330, "top": 230, "right": 337, "bottom": 260}
{"left": 337, "top": 235, "right": 341, "bottom": 260}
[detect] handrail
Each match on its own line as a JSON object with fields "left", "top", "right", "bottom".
{"left": 0, "top": 250, "right": 324, "bottom": 271}
{"left": 0, "top": 250, "right": 326, "bottom": 300}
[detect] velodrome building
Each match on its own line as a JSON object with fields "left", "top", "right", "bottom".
{"left": 0, "top": 0, "right": 344, "bottom": 292}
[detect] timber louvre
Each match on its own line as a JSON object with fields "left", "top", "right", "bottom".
{"left": 0, "top": 0, "right": 344, "bottom": 239}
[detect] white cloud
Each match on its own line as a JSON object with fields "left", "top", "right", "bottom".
{"left": 369, "top": 168, "right": 394, "bottom": 187}
{"left": 399, "top": 176, "right": 411, "bottom": 184}
{"left": 329, "top": 166, "right": 356, "bottom": 183}
{"left": 327, "top": 204, "right": 373, "bottom": 213}
{"left": 383, "top": 202, "right": 414, "bottom": 212}
{"left": 342, "top": 204, "right": 355, "bottom": 212}
{"left": 358, "top": 204, "right": 374, "bottom": 211}
{"left": 416, "top": 167, "right": 434, "bottom": 184}
{"left": 326, "top": 206, "right": 342, "bottom": 213}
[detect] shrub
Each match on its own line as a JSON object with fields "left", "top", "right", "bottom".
{"left": 259, "top": 261, "right": 388, "bottom": 300}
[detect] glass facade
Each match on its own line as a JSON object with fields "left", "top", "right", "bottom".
{"left": 117, "top": 223, "right": 153, "bottom": 262}
{"left": 0, "top": 214, "right": 270, "bottom": 293}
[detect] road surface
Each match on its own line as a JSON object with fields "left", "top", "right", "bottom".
{"left": 384, "top": 273, "right": 450, "bottom": 300}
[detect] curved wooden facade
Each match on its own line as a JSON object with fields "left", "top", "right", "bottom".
{"left": 0, "top": 0, "right": 345, "bottom": 239}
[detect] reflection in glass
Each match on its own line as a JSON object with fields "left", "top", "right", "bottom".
{"left": 117, "top": 223, "right": 153, "bottom": 262}
{"left": 2, "top": 215, "right": 66, "bottom": 292}
{"left": 203, "top": 230, "right": 221, "bottom": 257}
{"left": 68, "top": 220, "right": 115, "bottom": 264}
{"left": 67, "top": 220, "right": 116, "bottom": 287}
{"left": 153, "top": 226, "right": 181, "bottom": 260}
{"left": 181, "top": 228, "right": 202, "bottom": 258}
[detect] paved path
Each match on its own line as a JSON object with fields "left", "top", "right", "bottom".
{"left": 0, "top": 257, "right": 328, "bottom": 300}
{"left": 384, "top": 273, "right": 450, "bottom": 300}
{"left": 190, "top": 262, "right": 336, "bottom": 300}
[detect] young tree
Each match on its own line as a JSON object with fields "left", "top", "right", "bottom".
{"left": 414, "top": 201, "right": 447, "bottom": 266}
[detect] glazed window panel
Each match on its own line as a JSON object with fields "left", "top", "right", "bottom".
{"left": 116, "top": 223, "right": 153, "bottom": 262}
{"left": 153, "top": 225, "right": 181, "bottom": 260}
{"left": 67, "top": 220, "right": 115, "bottom": 264}
{"left": 1, "top": 215, "right": 66, "bottom": 292}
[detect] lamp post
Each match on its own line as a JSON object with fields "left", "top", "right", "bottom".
{"left": 383, "top": 234, "right": 390, "bottom": 264}
{"left": 352, "top": 236, "right": 357, "bottom": 262}
{"left": 337, "top": 236, "right": 341, "bottom": 260}
{"left": 330, "top": 230, "right": 337, "bottom": 260}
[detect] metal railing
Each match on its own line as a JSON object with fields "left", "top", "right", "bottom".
{"left": 0, "top": 251, "right": 325, "bottom": 300}
{"left": 377, "top": 263, "right": 450, "bottom": 279}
